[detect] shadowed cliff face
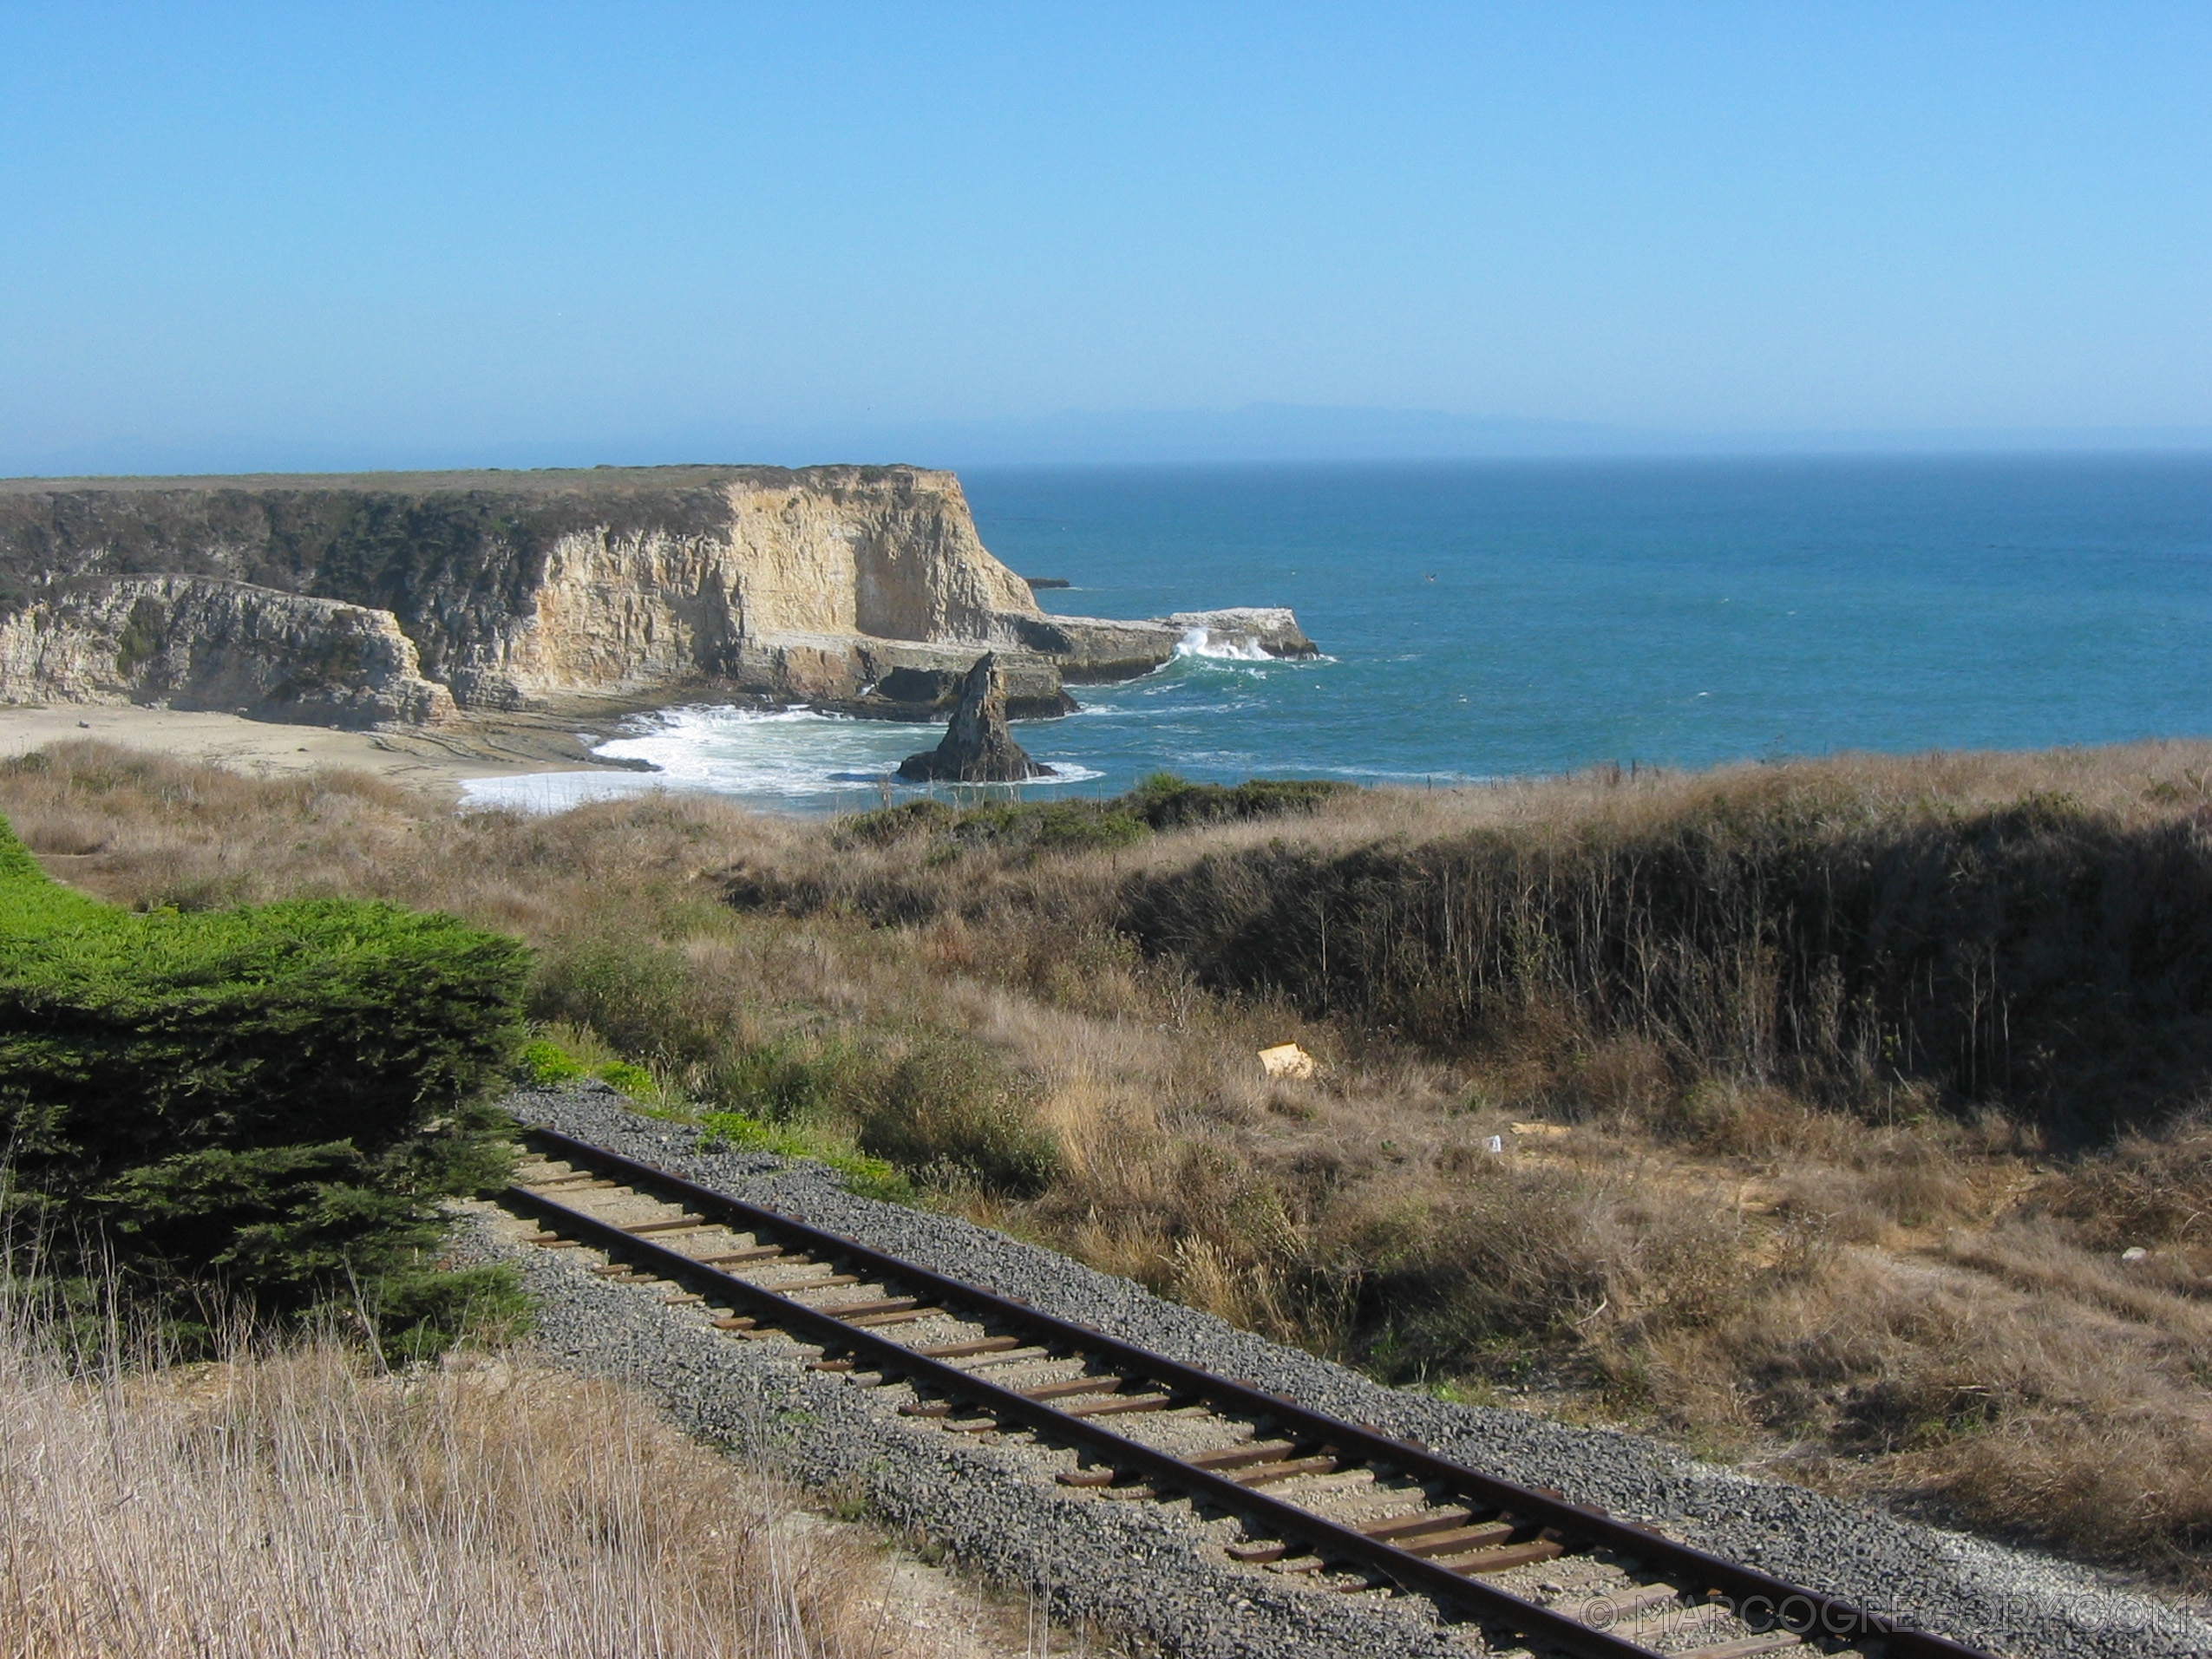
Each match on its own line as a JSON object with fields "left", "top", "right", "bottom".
{"left": 0, "top": 465, "right": 1040, "bottom": 716}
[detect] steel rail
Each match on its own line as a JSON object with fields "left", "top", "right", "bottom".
{"left": 512, "top": 1126, "right": 2000, "bottom": 1659}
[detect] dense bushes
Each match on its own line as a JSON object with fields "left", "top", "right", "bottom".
{"left": 0, "top": 813, "right": 529, "bottom": 1351}
{"left": 1116, "top": 782, "right": 2212, "bottom": 1135}
{"left": 697, "top": 1031, "right": 1057, "bottom": 1199}
{"left": 1123, "top": 772, "right": 1356, "bottom": 829}
{"left": 834, "top": 772, "right": 1357, "bottom": 859}
{"left": 527, "top": 929, "right": 1060, "bottom": 1199}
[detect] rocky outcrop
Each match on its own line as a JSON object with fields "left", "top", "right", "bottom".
{"left": 896, "top": 654, "right": 1053, "bottom": 783}
{"left": 0, "top": 466, "right": 1312, "bottom": 728}
{"left": 985, "top": 605, "right": 1319, "bottom": 681}
{"left": 0, "top": 576, "right": 455, "bottom": 726}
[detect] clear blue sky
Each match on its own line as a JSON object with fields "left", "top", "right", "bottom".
{"left": 1, "top": 3, "right": 2205, "bottom": 471}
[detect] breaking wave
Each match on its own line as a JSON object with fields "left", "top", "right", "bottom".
{"left": 460, "top": 703, "right": 1103, "bottom": 815}
{"left": 1172, "top": 626, "right": 1274, "bottom": 661}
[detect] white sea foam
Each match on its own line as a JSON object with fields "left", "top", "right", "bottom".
{"left": 459, "top": 702, "right": 1102, "bottom": 814}
{"left": 1172, "top": 626, "right": 1274, "bottom": 661}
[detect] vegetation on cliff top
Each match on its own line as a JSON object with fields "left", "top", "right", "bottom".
{"left": 10, "top": 741, "right": 2212, "bottom": 1579}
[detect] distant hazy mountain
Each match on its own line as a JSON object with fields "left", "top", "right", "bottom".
{"left": 7, "top": 406, "right": 2208, "bottom": 479}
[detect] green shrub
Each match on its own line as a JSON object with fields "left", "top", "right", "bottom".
{"left": 0, "top": 813, "right": 530, "bottom": 1352}
{"left": 517, "top": 1037, "right": 586, "bottom": 1085}
{"left": 851, "top": 1037, "right": 1061, "bottom": 1199}
{"left": 700, "top": 1032, "right": 1056, "bottom": 1199}
{"left": 704, "top": 1038, "right": 873, "bottom": 1125}
{"left": 945, "top": 800, "right": 1149, "bottom": 855}
{"left": 593, "top": 1060, "right": 658, "bottom": 1098}
{"left": 837, "top": 799, "right": 955, "bottom": 846}
{"left": 1126, "top": 772, "right": 1356, "bottom": 829}
{"left": 528, "top": 935, "right": 722, "bottom": 1065}
{"left": 833, "top": 775, "right": 1354, "bottom": 861}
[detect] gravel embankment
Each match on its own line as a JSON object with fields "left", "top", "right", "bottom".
{"left": 472, "top": 1081, "right": 2211, "bottom": 1659}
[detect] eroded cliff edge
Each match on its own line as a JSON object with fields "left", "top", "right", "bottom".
{"left": 0, "top": 464, "right": 1314, "bottom": 728}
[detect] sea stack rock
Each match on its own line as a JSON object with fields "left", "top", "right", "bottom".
{"left": 897, "top": 652, "right": 1055, "bottom": 783}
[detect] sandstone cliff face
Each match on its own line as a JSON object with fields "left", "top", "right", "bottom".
{"left": 493, "top": 476, "right": 1035, "bottom": 703}
{"left": 0, "top": 466, "right": 1040, "bottom": 721}
{"left": 0, "top": 576, "right": 455, "bottom": 726}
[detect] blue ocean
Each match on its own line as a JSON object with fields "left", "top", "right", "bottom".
{"left": 461, "top": 456, "right": 2212, "bottom": 813}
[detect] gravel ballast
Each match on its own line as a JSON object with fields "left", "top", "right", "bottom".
{"left": 475, "top": 1081, "right": 2211, "bottom": 1659}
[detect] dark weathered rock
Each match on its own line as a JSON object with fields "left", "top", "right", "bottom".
{"left": 846, "top": 653, "right": 1076, "bottom": 722}
{"left": 896, "top": 653, "right": 1054, "bottom": 783}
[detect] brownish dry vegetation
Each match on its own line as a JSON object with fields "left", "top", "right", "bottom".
{"left": 10, "top": 740, "right": 2212, "bottom": 1584}
{"left": 0, "top": 1291, "right": 954, "bottom": 1659}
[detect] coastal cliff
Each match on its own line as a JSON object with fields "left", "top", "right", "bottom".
{"left": 0, "top": 464, "right": 1312, "bottom": 727}
{"left": 0, "top": 576, "right": 454, "bottom": 727}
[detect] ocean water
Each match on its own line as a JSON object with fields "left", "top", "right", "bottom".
{"left": 461, "top": 455, "right": 2212, "bottom": 814}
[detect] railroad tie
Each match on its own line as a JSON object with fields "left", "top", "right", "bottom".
{"left": 1358, "top": 1507, "right": 1476, "bottom": 1541}
{"left": 845, "top": 1307, "right": 928, "bottom": 1327}
{"left": 1060, "top": 1390, "right": 1177, "bottom": 1418}
{"left": 1562, "top": 1581, "right": 1681, "bottom": 1622}
{"left": 1187, "top": 1440, "right": 1299, "bottom": 1471}
{"left": 695, "top": 1244, "right": 784, "bottom": 1266}
{"left": 1018, "top": 1375, "right": 1129, "bottom": 1402}
{"left": 1393, "top": 1520, "right": 1519, "bottom": 1558}
{"left": 916, "top": 1336, "right": 1027, "bottom": 1359}
{"left": 823, "top": 1296, "right": 923, "bottom": 1320}
{"left": 1437, "top": 1536, "right": 1567, "bottom": 1575}
{"left": 959, "top": 1346, "right": 1055, "bottom": 1370}
{"left": 1232, "top": 1454, "right": 1342, "bottom": 1487}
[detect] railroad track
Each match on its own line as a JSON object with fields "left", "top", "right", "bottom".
{"left": 501, "top": 1127, "right": 1999, "bottom": 1659}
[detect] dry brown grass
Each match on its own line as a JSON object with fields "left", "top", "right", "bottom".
{"left": 11, "top": 739, "right": 2212, "bottom": 1581}
{"left": 0, "top": 1297, "right": 938, "bottom": 1659}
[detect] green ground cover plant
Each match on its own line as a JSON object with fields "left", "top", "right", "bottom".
{"left": 697, "top": 1111, "right": 913, "bottom": 1203}
{"left": 0, "top": 811, "right": 528, "bottom": 1355}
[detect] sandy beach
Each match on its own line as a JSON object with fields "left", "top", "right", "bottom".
{"left": 0, "top": 703, "right": 643, "bottom": 799}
